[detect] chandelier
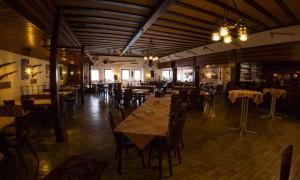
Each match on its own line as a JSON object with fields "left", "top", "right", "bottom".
{"left": 211, "top": 0, "right": 249, "bottom": 44}
{"left": 143, "top": 39, "right": 159, "bottom": 61}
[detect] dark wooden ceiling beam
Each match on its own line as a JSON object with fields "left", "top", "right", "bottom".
{"left": 75, "top": 33, "right": 130, "bottom": 39}
{"left": 152, "top": 24, "right": 210, "bottom": 37}
{"left": 70, "top": 26, "right": 133, "bottom": 33}
{"left": 120, "top": 0, "right": 176, "bottom": 56}
{"left": 69, "top": 23, "right": 136, "bottom": 32}
{"left": 158, "top": 18, "right": 212, "bottom": 32}
{"left": 164, "top": 11, "right": 216, "bottom": 26}
{"left": 137, "top": 38, "right": 202, "bottom": 46}
{"left": 205, "top": 0, "right": 268, "bottom": 29}
{"left": 65, "top": 16, "right": 139, "bottom": 27}
{"left": 148, "top": 29, "right": 209, "bottom": 40}
{"left": 274, "top": 0, "right": 298, "bottom": 24}
{"left": 141, "top": 34, "right": 206, "bottom": 44}
{"left": 173, "top": 1, "right": 236, "bottom": 23}
{"left": 243, "top": 0, "right": 283, "bottom": 26}
{"left": 72, "top": 27, "right": 134, "bottom": 35}
{"left": 145, "top": 30, "right": 210, "bottom": 42}
{"left": 59, "top": 0, "right": 151, "bottom": 14}
{"left": 63, "top": 8, "right": 145, "bottom": 21}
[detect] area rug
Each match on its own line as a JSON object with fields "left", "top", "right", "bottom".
{"left": 42, "top": 155, "right": 108, "bottom": 180}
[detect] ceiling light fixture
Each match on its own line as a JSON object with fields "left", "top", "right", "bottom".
{"left": 143, "top": 39, "right": 159, "bottom": 61}
{"left": 211, "top": 0, "right": 249, "bottom": 44}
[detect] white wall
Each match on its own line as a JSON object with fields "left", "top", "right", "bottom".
{"left": 0, "top": 49, "right": 66, "bottom": 102}
{"left": 91, "top": 56, "right": 161, "bottom": 84}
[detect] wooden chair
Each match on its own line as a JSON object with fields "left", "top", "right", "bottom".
{"left": 4, "top": 112, "right": 39, "bottom": 171}
{"left": 190, "top": 89, "right": 200, "bottom": 107}
{"left": 21, "top": 99, "right": 34, "bottom": 112}
{"left": 179, "top": 90, "right": 189, "bottom": 103}
{"left": 107, "top": 112, "right": 145, "bottom": 174}
{"left": 280, "top": 145, "right": 293, "bottom": 180}
{"left": 113, "top": 88, "right": 123, "bottom": 108}
{"left": 3, "top": 100, "right": 15, "bottom": 106}
{"left": 149, "top": 103, "right": 187, "bottom": 177}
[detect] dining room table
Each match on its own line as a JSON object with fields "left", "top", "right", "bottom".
{"left": 261, "top": 88, "right": 287, "bottom": 120}
{"left": 228, "top": 90, "right": 263, "bottom": 136}
{"left": 114, "top": 95, "right": 171, "bottom": 178}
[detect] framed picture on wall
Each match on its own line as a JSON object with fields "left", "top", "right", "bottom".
{"left": 21, "top": 58, "right": 29, "bottom": 80}
{"left": 46, "top": 64, "right": 49, "bottom": 78}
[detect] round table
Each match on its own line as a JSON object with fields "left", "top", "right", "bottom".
{"left": 261, "top": 88, "right": 287, "bottom": 121}
{"left": 228, "top": 90, "right": 263, "bottom": 136}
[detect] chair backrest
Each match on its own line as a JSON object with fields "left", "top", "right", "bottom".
{"left": 108, "top": 112, "right": 121, "bottom": 148}
{"left": 280, "top": 145, "right": 293, "bottom": 180}
{"left": 3, "top": 100, "right": 15, "bottom": 106}
{"left": 179, "top": 90, "right": 188, "bottom": 101}
{"left": 15, "top": 112, "right": 31, "bottom": 145}
{"left": 124, "top": 89, "right": 133, "bottom": 101}
{"left": 3, "top": 105, "right": 23, "bottom": 117}
{"left": 168, "top": 116, "right": 186, "bottom": 149}
{"left": 21, "top": 99, "right": 34, "bottom": 112}
{"left": 114, "top": 89, "right": 122, "bottom": 99}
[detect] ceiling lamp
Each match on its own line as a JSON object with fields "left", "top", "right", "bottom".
{"left": 143, "top": 39, "right": 159, "bottom": 61}
{"left": 211, "top": 0, "right": 249, "bottom": 44}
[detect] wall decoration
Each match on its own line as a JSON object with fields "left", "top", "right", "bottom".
{"left": 46, "top": 64, "right": 49, "bottom": 78}
{"left": 0, "top": 81, "right": 11, "bottom": 89}
{"left": 0, "top": 61, "right": 16, "bottom": 69}
{"left": 21, "top": 58, "right": 29, "bottom": 80}
{"left": 0, "top": 71, "right": 17, "bottom": 80}
{"left": 30, "top": 79, "right": 37, "bottom": 84}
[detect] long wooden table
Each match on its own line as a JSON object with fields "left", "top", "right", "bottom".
{"left": 114, "top": 96, "right": 171, "bottom": 179}
{"left": 114, "top": 96, "right": 170, "bottom": 149}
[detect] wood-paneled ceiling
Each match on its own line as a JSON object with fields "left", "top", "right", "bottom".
{"left": 2, "top": 0, "right": 300, "bottom": 60}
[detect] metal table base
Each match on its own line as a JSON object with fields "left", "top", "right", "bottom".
{"left": 261, "top": 95, "right": 281, "bottom": 121}
{"left": 229, "top": 97, "right": 257, "bottom": 136}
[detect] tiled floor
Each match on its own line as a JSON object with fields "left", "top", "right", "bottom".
{"left": 6, "top": 94, "right": 300, "bottom": 180}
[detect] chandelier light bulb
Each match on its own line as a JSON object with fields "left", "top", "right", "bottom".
{"left": 149, "top": 55, "right": 153, "bottom": 60}
{"left": 238, "top": 27, "right": 248, "bottom": 41}
{"left": 223, "top": 35, "right": 232, "bottom": 44}
{"left": 219, "top": 26, "right": 229, "bottom": 37}
{"left": 144, "top": 56, "right": 148, "bottom": 60}
{"left": 211, "top": 32, "right": 221, "bottom": 41}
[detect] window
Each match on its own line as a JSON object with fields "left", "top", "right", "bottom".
{"left": 104, "top": 69, "right": 113, "bottom": 81}
{"left": 162, "top": 70, "right": 172, "bottom": 80}
{"left": 121, "top": 69, "right": 130, "bottom": 81}
{"left": 91, "top": 70, "right": 99, "bottom": 81}
{"left": 133, "top": 69, "right": 142, "bottom": 81}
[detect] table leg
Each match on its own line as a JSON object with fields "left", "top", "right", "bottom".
{"left": 158, "top": 138, "right": 162, "bottom": 180}
{"left": 261, "top": 95, "right": 282, "bottom": 120}
{"left": 229, "top": 97, "right": 257, "bottom": 136}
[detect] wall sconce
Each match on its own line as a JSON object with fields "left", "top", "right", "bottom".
{"left": 32, "top": 71, "right": 42, "bottom": 78}
{"left": 63, "top": 70, "right": 66, "bottom": 75}
{"left": 70, "top": 71, "right": 74, "bottom": 75}
{"left": 26, "top": 64, "right": 42, "bottom": 77}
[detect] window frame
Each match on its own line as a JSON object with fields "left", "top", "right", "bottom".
{"left": 91, "top": 69, "right": 100, "bottom": 81}
{"left": 133, "top": 69, "right": 142, "bottom": 81}
{"left": 121, "top": 69, "right": 130, "bottom": 81}
{"left": 104, "top": 69, "right": 113, "bottom": 81}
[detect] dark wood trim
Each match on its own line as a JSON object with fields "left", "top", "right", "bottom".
{"left": 205, "top": 0, "right": 268, "bottom": 29}
{"left": 145, "top": 31, "right": 210, "bottom": 42}
{"left": 152, "top": 24, "right": 211, "bottom": 37}
{"left": 49, "top": 7, "right": 64, "bottom": 142}
{"left": 243, "top": 0, "right": 283, "bottom": 26}
{"left": 70, "top": 23, "right": 136, "bottom": 32}
{"left": 274, "top": 0, "right": 298, "bottom": 24}
{"left": 121, "top": 0, "right": 176, "bottom": 55}
{"left": 80, "top": 47, "right": 85, "bottom": 105}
